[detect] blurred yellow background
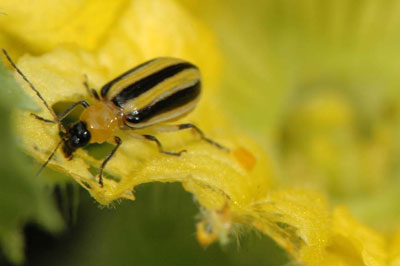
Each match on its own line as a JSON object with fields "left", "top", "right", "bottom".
{"left": 188, "top": 0, "right": 400, "bottom": 230}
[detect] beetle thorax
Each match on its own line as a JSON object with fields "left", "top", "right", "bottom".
{"left": 80, "top": 101, "right": 123, "bottom": 143}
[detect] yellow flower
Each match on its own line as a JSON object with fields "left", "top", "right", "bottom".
{"left": 2, "top": 0, "right": 400, "bottom": 265}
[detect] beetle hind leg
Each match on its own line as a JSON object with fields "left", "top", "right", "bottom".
{"left": 153, "top": 123, "right": 229, "bottom": 152}
{"left": 127, "top": 132, "right": 186, "bottom": 156}
{"left": 142, "top": 134, "right": 186, "bottom": 156}
{"left": 178, "top": 123, "right": 228, "bottom": 151}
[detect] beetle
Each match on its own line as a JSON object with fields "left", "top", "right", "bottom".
{"left": 2, "top": 49, "right": 228, "bottom": 186}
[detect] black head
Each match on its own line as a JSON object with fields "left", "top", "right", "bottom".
{"left": 62, "top": 121, "right": 91, "bottom": 159}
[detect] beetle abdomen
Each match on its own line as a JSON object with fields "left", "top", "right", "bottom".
{"left": 101, "top": 57, "right": 201, "bottom": 129}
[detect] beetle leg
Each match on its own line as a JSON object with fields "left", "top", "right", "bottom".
{"left": 57, "top": 100, "right": 89, "bottom": 121}
{"left": 98, "top": 136, "right": 122, "bottom": 187}
{"left": 83, "top": 74, "right": 100, "bottom": 100}
{"left": 31, "top": 113, "right": 57, "bottom": 123}
{"left": 127, "top": 132, "right": 186, "bottom": 156}
{"left": 142, "top": 134, "right": 186, "bottom": 156}
{"left": 31, "top": 100, "right": 89, "bottom": 136}
{"left": 32, "top": 100, "right": 90, "bottom": 124}
{"left": 152, "top": 123, "right": 229, "bottom": 151}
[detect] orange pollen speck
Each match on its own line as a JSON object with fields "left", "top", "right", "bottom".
{"left": 233, "top": 147, "right": 256, "bottom": 171}
{"left": 80, "top": 101, "right": 123, "bottom": 143}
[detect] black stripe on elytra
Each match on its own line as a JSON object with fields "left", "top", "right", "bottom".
{"left": 126, "top": 80, "right": 201, "bottom": 124}
{"left": 112, "top": 62, "right": 197, "bottom": 108}
{"left": 100, "top": 58, "right": 158, "bottom": 98}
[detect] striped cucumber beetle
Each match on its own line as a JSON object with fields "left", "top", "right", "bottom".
{"left": 2, "top": 49, "right": 228, "bottom": 186}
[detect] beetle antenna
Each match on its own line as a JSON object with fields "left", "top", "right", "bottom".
{"left": 36, "top": 138, "right": 64, "bottom": 176}
{"left": 2, "top": 49, "right": 68, "bottom": 175}
{"left": 1, "top": 49, "right": 66, "bottom": 132}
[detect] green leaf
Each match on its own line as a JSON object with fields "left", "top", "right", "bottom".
{"left": 0, "top": 63, "right": 64, "bottom": 264}
{"left": 0, "top": 63, "right": 38, "bottom": 111}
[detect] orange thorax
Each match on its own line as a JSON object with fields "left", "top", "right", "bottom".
{"left": 80, "top": 102, "right": 122, "bottom": 143}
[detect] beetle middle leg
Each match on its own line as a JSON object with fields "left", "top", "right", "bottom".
{"left": 83, "top": 74, "right": 100, "bottom": 100}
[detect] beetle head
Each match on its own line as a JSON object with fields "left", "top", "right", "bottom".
{"left": 62, "top": 121, "right": 91, "bottom": 159}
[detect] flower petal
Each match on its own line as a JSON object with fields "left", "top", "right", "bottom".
{"left": 0, "top": 0, "right": 127, "bottom": 53}
{"left": 322, "top": 207, "right": 386, "bottom": 266}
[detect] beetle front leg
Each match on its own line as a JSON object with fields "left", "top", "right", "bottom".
{"left": 98, "top": 136, "right": 122, "bottom": 187}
